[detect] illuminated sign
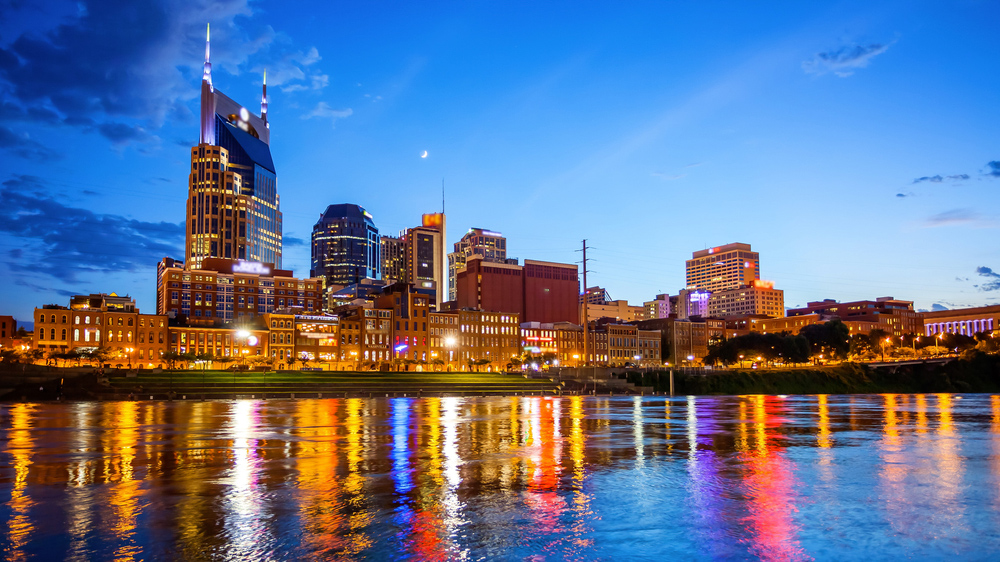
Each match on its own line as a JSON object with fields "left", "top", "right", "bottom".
{"left": 233, "top": 261, "right": 271, "bottom": 275}
{"left": 753, "top": 280, "right": 775, "bottom": 289}
{"left": 422, "top": 213, "right": 444, "bottom": 228}
{"left": 525, "top": 336, "right": 554, "bottom": 342}
{"left": 394, "top": 344, "right": 409, "bottom": 352}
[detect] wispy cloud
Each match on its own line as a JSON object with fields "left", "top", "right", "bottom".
{"left": 302, "top": 102, "right": 353, "bottom": 126}
{"left": 923, "top": 208, "right": 982, "bottom": 228}
{"left": 0, "top": 126, "right": 59, "bottom": 160}
{"left": 975, "top": 266, "right": 1000, "bottom": 292}
{"left": 651, "top": 172, "right": 685, "bottom": 181}
{"left": 896, "top": 192, "right": 914, "bottom": 198}
{"left": 803, "top": 42, "right": 892, "bottom": 77}
{"left": 912, "top": 173, "right": 969, "bottom": 184}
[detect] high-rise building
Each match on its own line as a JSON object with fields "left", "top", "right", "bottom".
{"left": 447, "top": 228, "right": 514, "bottom": 301}
{"left": 311, "top": 204, "right": 380, "bottom": 288}
{"left": 685, "top": 242, "right": 759, "bottom": 293}
{"left": 186, "top": 24, "right": 282, "bottom": 270}
{"left": 380, "top": 235, "right": 405, "bottom": 283}
{"left": 403, "top": 213, "right": 447, "bottom": 307}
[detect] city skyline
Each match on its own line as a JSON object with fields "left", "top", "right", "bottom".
{"left": 2, "top": 1, "right": 1000, "bottom": 323}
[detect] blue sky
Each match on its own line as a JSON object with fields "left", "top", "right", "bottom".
{"left": 2, "top": 0, "right": 999, "bottom": 325}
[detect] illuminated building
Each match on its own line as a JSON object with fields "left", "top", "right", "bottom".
{"left": 677, "top": 288, "right": 711, "bottom": 319}
{"left": 380, "top": 235, "right": 405, "bottom": 283}
{"left": 166, "top": 324, "right": 268, "bottom": 361}
{"left": 456, "top": 309, "right": 520, "bottom": 371}
{"left": 746, "top": 314, "right": 882, "bottom": 337}
{"left": 921, "top": 304, "right": 1000, "bottom": 337}
{"left": 643, "top": 294, "right": 672, "bottom": 320}
{"left": 447, "top": 228, "right": 515, "bottom": 302}
{"left": 337, "top": 306, "right": 393, "bottom": 366}
{"left": 636, "top": 317, "right": 709, "bottom": 365}
{"left": 311, "top": 204, "right": 380, "bottom": 288}
{"left": 264, "top": 312, "right": 296, "bottom": 364}
{"left": 32, "top": 294, "right": 167, "bottom": 367}
{"left": 156, "top": 257, "right": 322, "bottom": 323}
{"left": 456, "top": 257, "right": 579, "bottom": 324}
{"left": 708, "top": 280, "right": 784, "bottom": 318}
{"left": 375, "top": 283, "right": 434, "bottom": 362}
{"left": 786, "top": 297, "right": 921, "bottom": 336}
{"left": 686, "top": 242, "right": 760, "bottom": 293}
{"left": 289, "top": 314, "right": 340, "bottom": 365}
{"left": 429, "top": 311, "right": 460, "bottom": 367}
{"left": 186, "top": 25, "right": 282, "bottom": 270}
{"left": 403, "top": 213, "right": 447, "bottom": 308}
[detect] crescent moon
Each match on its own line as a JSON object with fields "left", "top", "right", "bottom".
{"left": 421, "top": 151, "right": 428, "bottom": 158}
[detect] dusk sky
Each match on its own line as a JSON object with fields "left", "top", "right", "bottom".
{"left": 1, "top": 0, "right": 999, "bottom": 325}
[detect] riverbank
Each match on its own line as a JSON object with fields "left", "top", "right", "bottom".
{"left": 0, "top": 367, "right": 563, "bottom": 401}
{"left": 626, "top": 352, "right": 1000, "bottom": 395}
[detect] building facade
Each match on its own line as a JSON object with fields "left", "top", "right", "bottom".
{"left": 786, "top": 297, "right": 921, "bottom": 337}
{"left": 403, "top": 213, "right": 447, "bottom": 307}
{"left": 156, "top": 257, "right": 322, "bottom": 323}
{"left": 707, "top": 281, "right": 784, "bottom": 318}
{"left": 380, "top": 235, "right": 406, "bottom": 284}
{"left": 456, "top": 257, "right": 579, "bottom": 324}
{"left": 311, "top": 204, "right": 380, "bottom": 288}
{"left": 921, "top": 304, "right": 1000, "bottom": 337}
{"left": 447, "top": 228, "right": 514, "bottom": 302}
{"left": 187, "top": 26, "right": 281, "bottom": 269}
{"left": 686, "top": 242, "right": 759, "bottom": 293}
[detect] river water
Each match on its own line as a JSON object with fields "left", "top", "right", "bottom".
{"left": 0, "top": 394, "right": 998, "bottom": 560}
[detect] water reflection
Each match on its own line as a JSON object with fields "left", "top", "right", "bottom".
{"left": 0, "top": 395, "right": 998, "bottom": 559}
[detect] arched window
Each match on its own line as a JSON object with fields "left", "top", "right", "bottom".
{"left": 74, "top": 317, "right": 80, "bottom": 325}
{"left": 95, "top": 330, "right": 100, "bottom": 342}
{"left": 95, "top": 317, "right": 101, "bottom": 325}
{"left": 61, "top": 329, "right": 66, "bottom": 340}
{"left": 139, "top": 332, "right": 145, "bottom": 343}
{"left": 50, "top": 314, "right": 56, "bottom": 323}
{"left": 50, "top": 329, "right": 55, "bottom": 340}
{"left": 74, "top": 329, "right": 80, "bottom": 341}
{"left": 127, "top": 331, "right": 132, "bottom": 342}
{"left": 271, "top": 333, "right": 276, "bottom": 343}
{"left": 128, "top": 318, "right": 133, "bottom": 326}
{"left": 85, "top": 316, "right": 90, "bottom": 325}
{"left": 61, "top": 315, "right": 67, "bottom": 324}
{"left": 118, "top": 318, "right": 123, "bottom": 326}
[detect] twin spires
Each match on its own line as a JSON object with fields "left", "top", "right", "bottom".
{"left": 202, "top": 22, "right": 269, "bottom": 126}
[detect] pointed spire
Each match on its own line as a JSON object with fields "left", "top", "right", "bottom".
{"left": 203, "top": 23, "right": 213, "bottom": 89}
{"left": 261, "top": 69, "right": 269, "bottom": 126}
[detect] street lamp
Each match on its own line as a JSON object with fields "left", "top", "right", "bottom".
{"left": 126, "top": 346, "right": 134, "bottom": 369}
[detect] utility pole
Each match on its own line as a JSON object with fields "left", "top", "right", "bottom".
{"left": 580, "top": 240, "right": 590, "bottom": 366}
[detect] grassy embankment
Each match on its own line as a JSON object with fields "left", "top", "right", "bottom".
{"left": 625, "top": 353, "right": 1000, "bottom": 395}
{"left": 85, "top": 369, "right": 561, "bottom": 399}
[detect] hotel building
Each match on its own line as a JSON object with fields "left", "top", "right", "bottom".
{"left": 403, "top": 213, "right": 447, "bottom": 307}
{"left": 447, "top": 228, "right": 516, "bottom": 301}
{"left": 708, "top": 280, "right": 785, "bottom": 318}
{"left": 686, "top": 242, "right": 759, "bottom": 293}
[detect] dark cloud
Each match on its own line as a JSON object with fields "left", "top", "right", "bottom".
{"left": 987, "top": 161, "right": 1000, "bottom": 178}
{"left": 0, "top": 176, "right": 184, "bottom": 282}
{"left": 976, "top": 266, "right": 1000, "bottom": 292}
{"left": 13, "top": 280, "right": 76, "bottom": 298}
{"left": 97, "top": 122, "right": 152, "bottom": 145}
{"left": 0, "top": 125, "right": 59, "bottom": 160}
{"left": 912, "top": 174, "right": 969, "bottom": 184}
{"left": 0, "top": 0, "right": 327, "bottom": 149}
{"left": 930, "top": 303, "right": 950, "bottom": 312}
{"left": 803, "top": 42, "right": 892, "bottom": 77}
{"left": 285, "top": 236, "right": 306, "bottom": 247}
{"left": 896, "top": 192, "right": 913, "bottom": 198}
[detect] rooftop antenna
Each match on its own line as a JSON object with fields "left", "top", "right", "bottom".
{"left": 442, "top": 177, "right": 445, "bottom": 214}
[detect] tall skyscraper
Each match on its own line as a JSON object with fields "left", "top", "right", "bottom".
{"left": 380, "top": 235, "right": 405, "bottom": 283}
{"left": 403, "top": 213, "right": 446, "bottom": 307}
{"left": 186, "top": 24, "right": 282, "bottom": 270}
{"left": 311, "top": 204, "right": 380, "bottom": 288}
{"left": 685, "top": 242, "right": 759, "bottom": 293}
{"left": 447, "top": 228, "right": 513, "bottom": 301}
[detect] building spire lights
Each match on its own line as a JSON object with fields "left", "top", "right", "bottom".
{"left": 203, "top": 23, "right": 213, "bottom": 90}
{"left": 261, "top": 68, "right": 268, "bottom": 126}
